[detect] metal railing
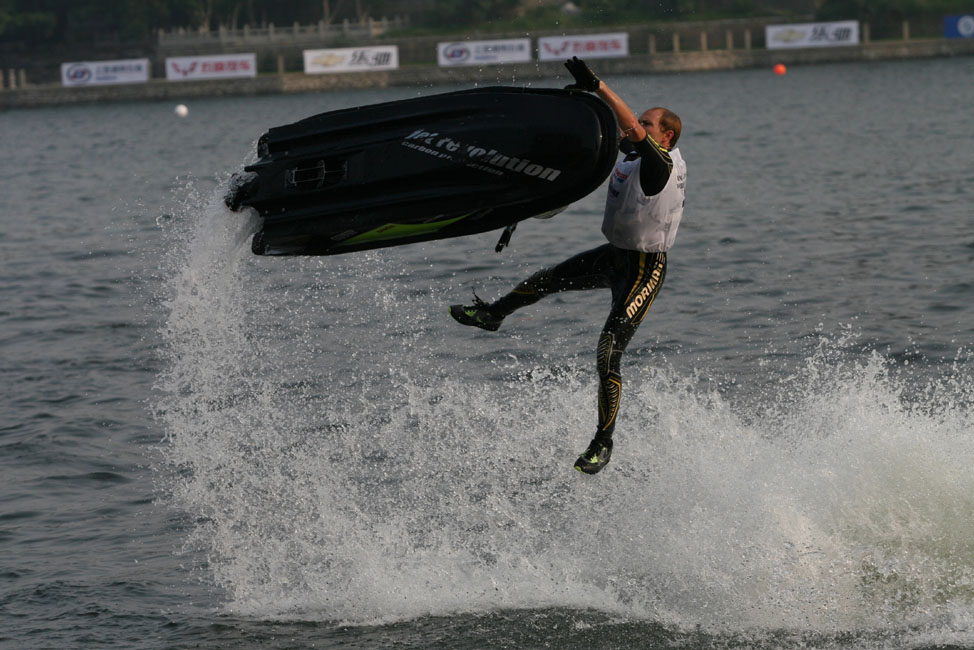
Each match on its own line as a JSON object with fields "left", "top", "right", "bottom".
{"left": 157, "top": 16, "right": 408, "bottom": 47}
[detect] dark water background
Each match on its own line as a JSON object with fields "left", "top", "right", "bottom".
{"left": 2, "top": 58, "right": 973, "bottom": 649}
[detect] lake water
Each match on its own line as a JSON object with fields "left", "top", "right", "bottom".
{"left": 2, "top": 57, "right": 974, "bottom": 649}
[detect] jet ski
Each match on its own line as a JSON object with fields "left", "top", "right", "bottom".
{"left": 224, "top": 86, "right": 619, "bottom": 256}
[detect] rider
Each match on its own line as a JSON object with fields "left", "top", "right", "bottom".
{"left": 449, "top": 57, "right": 687, "bottom": 475}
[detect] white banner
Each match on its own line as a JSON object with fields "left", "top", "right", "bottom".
{"left": 766, "top": 21, "right": 859, "bottom": 49}
{"left": 537, "top": 33, "right": 629, "bottom": 61}
{"left": 303, "top": 46, "right": 399, "bottom": 74}
{"left": 165, "top": 54, "right": 257, "bottom": 81}
{"left": 437, "top": 38, "right": 532, "bottom": 66}
{"left": 61, "top": 59, "right": 149, "bottom": 87}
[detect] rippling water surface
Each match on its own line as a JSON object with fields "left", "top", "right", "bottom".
{"left": 2, "top": 58, "right": 974, "bottom": 649}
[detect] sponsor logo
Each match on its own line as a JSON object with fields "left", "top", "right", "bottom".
{"left": 305, "top": 47, "right": 397, "bottom": 72}
{"left": 772, "top": 29, "right": 806, "bottom": 43}
{"left": 625, "top": 265, "right": 663, "bottom": 319}
{"left": 809, "top": 24, "right": 854, "bottom": 43}
{"left": 66, "top": 64, "right": 92, "bottom": 82}
{"left": 403, "top": 129, "right": 562, "bottom": 181}
{"left": 170, "top": 59, "right": 252, "bottom": 77}
{"left": 349, "top": 49, "right": 394, "bottom": 67}
{"left": 169, "top": 61, "right": 198, "bottom": 77}
{"left": 537, "top": 34, "right": 628, "bottom": 60}
{"left": 542, "top": 41, "right": 571, "bottom": 56}
{"left": 438, "top": 39, "right": 530, "bottom": 66}
{"left": 442, "top": 44, "right": 471, "bottom": 63}
{"left": 767, "top": 21, "right": 858, "bottom": 48}
{"left": 312, "top": 53, "right": 346, "bottom": 67}
{"left": 63, "top": 58, "right": 149, "bottom": 86}
{"left": 541, "top": 38, "right": 625, "bottom": 56}
{"left": 960, "top": 15, "right": 974, "bottom": 37}
{"left": 609, "top": 167, "right": 628, "bottom": 197}
{"left": 166, "top": 55, "right": 255, "bottom": 80}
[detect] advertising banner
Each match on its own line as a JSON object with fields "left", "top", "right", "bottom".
{"left": 766, "top": 21, "right": 859, "bottom": 49}
{"left": 61, "top": 59, "right": 149, "bottom": 87}
{"left": 165, "top": 54, "right": 257, "bottom": 80}
{"left": 303, "top": 46, "right": 399, "bottom": 73}
{"left": 537, "top": 33, "right": 629, "bottom": 61}
{"left": 944, "top": 15, "right": 974, "bottom": 38}
{"left": 437, "top": 38, "right": 532, "bottom": 66}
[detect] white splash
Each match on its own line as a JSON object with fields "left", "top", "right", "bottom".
{"left": 156, "top": 189, "right": 974, "bottom": 644}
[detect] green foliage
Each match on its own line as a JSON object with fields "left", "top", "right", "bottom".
{"left": 0, "top": 0, "right": 9, "bottom": 36}
{"left": 0, "top": 1, "right": 53, "bottom": 40}
{"left": 558, "top": 0, "right": 790, "bottom": 25}
{"left": 575, "top": 0, "right": 689, "bottom": 24}
{"left": 0, "top": 0, "right": 392, "bottom": 43}
{"left": 818, "top": 0, "right": 917, "bottom": 22}
{"left": 427, "top": 0, "right": 522, "bottom": 28}
{"left": 0, "top": 11, "right": 57, "bottom": 41}
{"left": 816, "top": 0, "right": 972, "bottom": 21}
{"left": 1, "top": 0, "right": 970, "bottom": 45}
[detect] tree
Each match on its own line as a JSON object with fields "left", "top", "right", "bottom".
{"left": 428, "top": 0, "right": 522, "bottom": 28}
{"left": 0, "top": 0, "right": 56, "bottom": 41}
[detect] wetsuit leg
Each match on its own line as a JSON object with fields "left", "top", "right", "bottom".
{"left": 595, "top": 249, "right": 667, "bottom": 438}
{"left": 490, "top": 244, "right": 615, "bottom": 317}
{"left": 484, "top": 244, "right": 665, "bottom": 440}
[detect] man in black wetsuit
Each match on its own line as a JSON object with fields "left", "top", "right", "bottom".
{"left": 449, "top": 57, "right": 687, "bottom": 475}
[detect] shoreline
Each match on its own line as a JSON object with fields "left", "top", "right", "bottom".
{"left": 3, "top": 37, "right": 972, "bottom": 109}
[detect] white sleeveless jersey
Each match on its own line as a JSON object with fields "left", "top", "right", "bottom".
{"left": 601, "top": 147, "right": 686, "bottom": 252}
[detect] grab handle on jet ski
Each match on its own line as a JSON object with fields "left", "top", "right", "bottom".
{"left": 495, "top": 223, "right": 517, "bottom": 252}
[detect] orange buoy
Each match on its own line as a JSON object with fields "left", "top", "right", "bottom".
{"left": 773, "top": 63, "right": 787, "bottom": 75}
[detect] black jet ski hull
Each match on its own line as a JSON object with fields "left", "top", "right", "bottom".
{"left": 225, "top": 87, "right": 619, "bottom": 256}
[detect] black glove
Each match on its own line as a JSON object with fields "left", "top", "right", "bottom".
{"left": 564, "top": 56, "right": 600, "bottom": 92}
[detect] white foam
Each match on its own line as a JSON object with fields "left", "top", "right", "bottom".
{"left": 156, "top": 190, "right": 974, "bottom": 642}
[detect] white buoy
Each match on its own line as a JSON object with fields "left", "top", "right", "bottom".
{"left": 174, "top": 104, "right": 189, "bottom": 117}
